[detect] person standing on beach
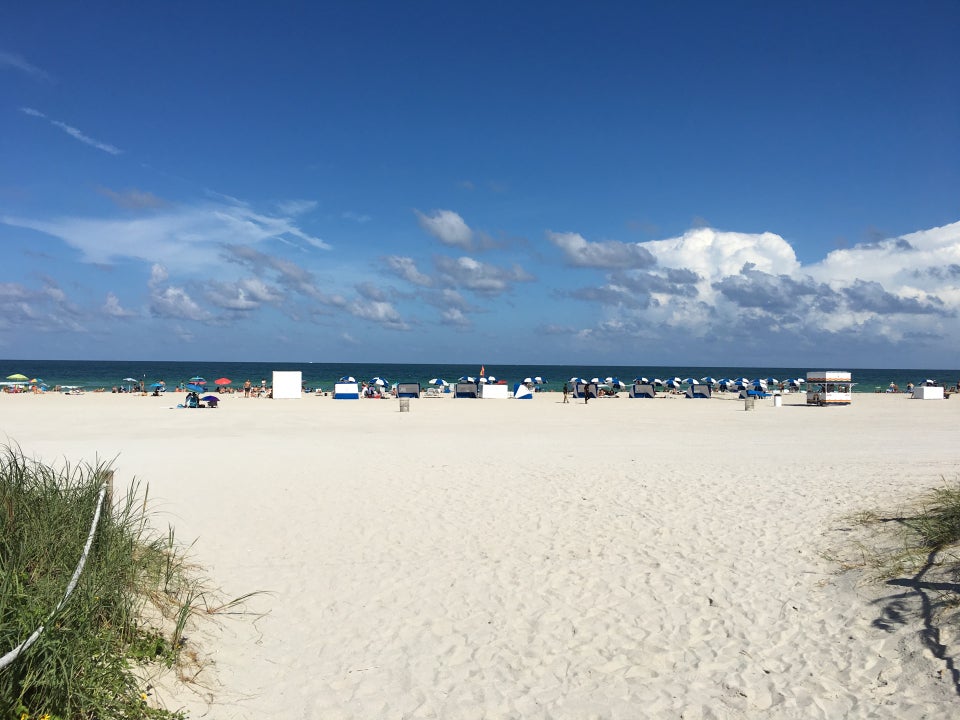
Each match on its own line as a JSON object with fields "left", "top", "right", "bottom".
{"left": 562, "top": 382, "right": 569, "bottom": 403}
{"left": 244, "top": 379, "right": 251, "bottom": 397}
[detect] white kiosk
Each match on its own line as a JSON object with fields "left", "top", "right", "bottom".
{"left": 806, "top": 371, "right": 852, "bottom": 406}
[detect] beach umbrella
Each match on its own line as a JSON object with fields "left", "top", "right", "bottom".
{"left": 185, "top": 383, "right": 205, "bottom": 393}
{"left": 633, "top": 377, "right": 649, "bottom": 384}
{"left": 459, "top": 376, "right": 476, "bottom": 383}
{"left": 487, "top": 375, "right": 497, "bottom": 382}
{"left": 149, "top": 382, "right": 164, "bottom": 389}
{"left": 339, "top": 376, "right": 356, "bottom": 383}
{"left": 522, "top": 377, "right": 533, "bottom": 384}
{"left": 765, "top": 377, "right": 779, "bottom": 385}
{"left": 370, "top": 376, "right": 388, "bottom": 386}
{"left": 611, "top": 378, "right": 627, "bottom": 389}
{"left": 590, "top": 377, "right": 602, "bottom": 384}
{"left": 665, "top": 377, "right": 682, "bottom": 388}
{"left": 534, "top": 376, "right": 545, "bottom": 384}
{"left": 6, "top": 373, "right": 28, "bottom": 381}
{"left": 201, "top": 394, "right": 220, "bottom": 402}
{"left": 701, "top": 377, "right": 718, "bottom": 386}
{"left": 428, "top": 378, "right": 449, "bottom": 387}
{"left": 189, "top": 376, "right": 206, "bottom": 384}
{"left": 682, "top": 377, "right": 699, "bottom": 385}
{"left": 652, "top": 378, "right": 664, "bottom": 386}
{"left": 214, "top": 377, "right": 232, "bottom": 386}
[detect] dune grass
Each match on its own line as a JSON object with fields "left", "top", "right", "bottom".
{"left": 0, "top": 446, "right": 214, "bottom": 719}
{"left": 834, "top": 478, "right": 960, "bottom": 582}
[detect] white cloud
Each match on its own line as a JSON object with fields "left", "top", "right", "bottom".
{"left": 103, "top": 292, "right": 136, "bottom": 318}
{"left": 435, "top": 256, "right": 534, "bottom": 295}
{"left": 348, "top": 299, "right": 409, "bottom": 330}
{"left": 49, "top": 119, "right": 122, "bottom": 155}
{"left": 415, "top": 209, "right": 474, "bottom": 249}
{"left": 548, "top": 231, "right": 656, "bottom": 269}
{"left": 567, "top": 222, "right": 960, "bottom": 353}
{"left": 1, "top": 201, "right": 330, "bottom": 269}
{"left": 384, "top": 255, "right": 433, "bottom": 287}
{"left": 1, "top": 52, "right": 51, "bottom": 80}
{"left": 20, "top": 107, "right": 122, "bottom": 154}
{"left": 277, "top": 199, "right": 318, "bottom": 216}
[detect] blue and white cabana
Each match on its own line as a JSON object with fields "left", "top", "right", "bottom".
{"left": 334, "top": 381, "right": 360, "bottom": 399}
{"left": 513, "top": 383, "right": 533, "bottom": 399}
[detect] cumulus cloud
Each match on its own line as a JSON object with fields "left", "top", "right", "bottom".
{"left": 348, "top": 299, "right": 409, "bottom": 330}
{"left": 565, "top": 221, "right": 960, "bottom": 351}
{"left": 102, "top": 292, "right": 137, "bottom": 318}
{"left": 1, "top": 200, "right": 330, "bottom": 268}
{"left": 0, "top": 279, "right": 84, "bottom": 333}
{"left": 383, "top": 255, "right": 433, "bottom": 287}
{"left": 548, "top": 231, "right": 656, "bottom": 269}
{"left": 435, "top": 256, "right": 534, "bottom": 295}
{"left": 147, "top": 263, "right": 210, "bottom": 321}
{"left": 205, "top": 277, "right": 283, "bottom": 312}
{"left": 415, "top": 209, "right": 474, "bottom": 249}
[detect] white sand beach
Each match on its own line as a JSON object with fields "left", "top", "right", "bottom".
{"left": 3, "top": 390, "right": 959, "bottom": 718}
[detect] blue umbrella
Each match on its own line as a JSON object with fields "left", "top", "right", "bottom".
{"left": 186, "top": 383, "right": 205, "bottom": 392}
{"left": 149, "top": 382, "right": 164, "bottom": 389}
{"left": 370, "top": 376, "right": 388, "bottom": 386}
{"left": 665, "top": 377, "right": 682, "bottom": 389}
{"left": 611, "top": 378, "right": 627, "bottom": 389}
{"left": 339, "top": 376, "right": 356, "bottom": 383}
{"left": 701, "top": 377, "right": 718, "bottom": 386}
{"left": 201, "top": 394, "right": 219, "bottom": 402}
{"left": 682, "top": 377, "right": 699, "bottom": 385}
{"left": 634, "top": 377, "right": 649, "bottom": 384}
{"left": 534, "top": 376, "right": 545, "bottom": 384}
{"left": 459, "top": 376, "right": 476, "bottom": 383}
{"left": 429, "top": 378, "right": 450, "bottom": 387}
{"left": 189, "top": 376, "right": 206, "bottom": 384}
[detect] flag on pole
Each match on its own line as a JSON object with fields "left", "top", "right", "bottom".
{"left": 480, "top": 365, "right": 485, "bottom": 377}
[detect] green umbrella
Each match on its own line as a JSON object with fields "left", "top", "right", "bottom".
{"left": 5, "top": 373, "right": 28, "bottom": 381}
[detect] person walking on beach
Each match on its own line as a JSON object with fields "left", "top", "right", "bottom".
{"left": 562, "top": 382, "right": 569, "bottom": 403}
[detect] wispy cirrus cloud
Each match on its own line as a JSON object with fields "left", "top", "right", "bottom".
{"left": 97, "top": 187, "right": 166, "bottom": 209}
{"left": 0, "top": 51, "right": 51, "bottom": 81}
{"left": 1, "top": 200, "right": 330, "bottom": 268}
{"left": 20, "top": 107, "right": 121, "bottom": 155}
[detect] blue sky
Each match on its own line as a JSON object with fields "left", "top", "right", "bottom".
{"left": 2, "top": 2, "right": 958, "bottom": 367}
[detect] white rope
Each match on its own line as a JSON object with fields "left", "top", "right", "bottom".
{"left": 0, "top": 482, "right": 109, "bottom": 672}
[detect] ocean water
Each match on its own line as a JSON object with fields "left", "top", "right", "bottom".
{"left": 2, "top": 359, "right": 958, "bottom": 394}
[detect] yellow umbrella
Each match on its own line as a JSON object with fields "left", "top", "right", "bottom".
{"left": 5, "top": 373, "right": 28, "bottom": 381}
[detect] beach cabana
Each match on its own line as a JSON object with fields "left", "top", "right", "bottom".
{"left": 454, "top": 382, "right": 479, "bottom": 398}
{"left": 513, "top": 383, "right": 533, "bottom": 399}
{"left": 334, "top": 381, "right": 360, "bottom": 399}
{"left": 685, "top": 384, "right": 712, "bottom": 399}
{"left": 397, "top": 382, "right": 421, "bottom": 398}
{"left": 630, "top": 383, "right": 656, "bottom": 398}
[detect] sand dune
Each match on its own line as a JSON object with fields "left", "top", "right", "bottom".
{"left": 3, "top": 390, "right": 958, "bottom": 718}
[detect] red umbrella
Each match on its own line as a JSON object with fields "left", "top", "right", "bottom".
{"left": 214, "top": 377, "right": 232, "bottom": 386}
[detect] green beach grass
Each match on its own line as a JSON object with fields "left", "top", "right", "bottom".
{"left": 0, "top": 446, "right": 244, "bottom": 719}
